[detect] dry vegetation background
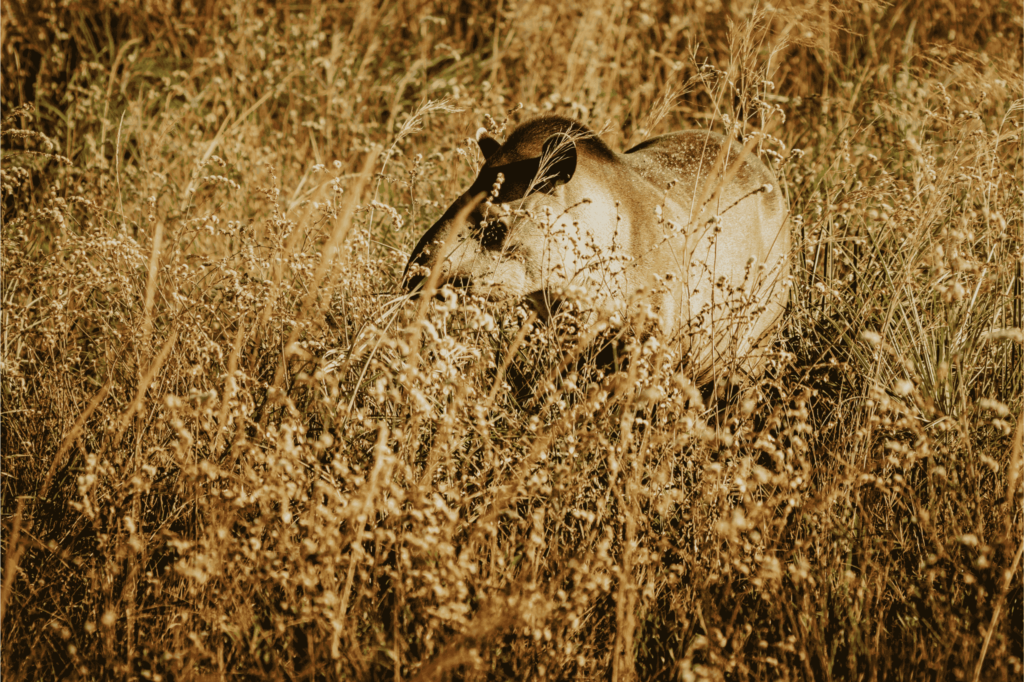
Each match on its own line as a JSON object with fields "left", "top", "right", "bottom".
{"left": 2, "top": 0, "right": 1022, "bottom": 679}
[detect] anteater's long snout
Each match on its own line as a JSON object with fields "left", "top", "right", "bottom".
{"left": 401, "top": 193, "right": 487, "bottom": 298}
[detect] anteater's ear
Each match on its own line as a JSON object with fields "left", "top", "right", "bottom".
{"left": 540, "top": 132, "right": 577, "bottom": 188}
{"left": 476, "top": 127, "right": 501, "bottom": 160}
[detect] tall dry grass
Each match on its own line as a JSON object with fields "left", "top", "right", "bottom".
{"left": 2, "top": 0, "right": 1021, "bottom": 679}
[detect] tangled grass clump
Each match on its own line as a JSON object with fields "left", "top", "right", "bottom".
{"left": 2, "top": 1, "right": 1021, "bottom": 680}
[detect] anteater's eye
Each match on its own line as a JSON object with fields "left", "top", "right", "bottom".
{"left": 480, "top": 216, "right": 511, "bottom": 250}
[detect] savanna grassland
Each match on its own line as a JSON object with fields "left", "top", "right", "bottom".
{"left": 2, "top": 1, "right": 1022, "bottom": 679}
